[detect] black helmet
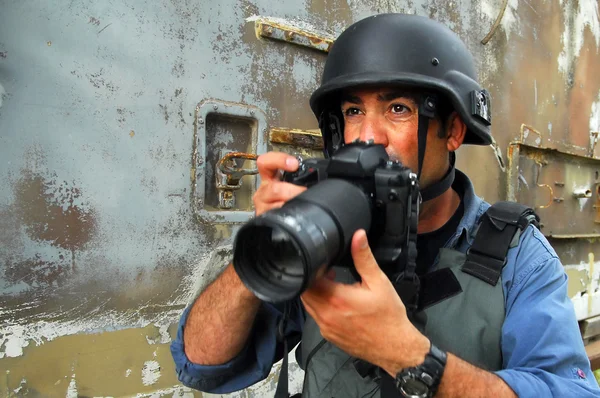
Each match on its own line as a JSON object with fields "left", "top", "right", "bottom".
{"left": 310, "top": 13, "right": 492, "bottom": 157}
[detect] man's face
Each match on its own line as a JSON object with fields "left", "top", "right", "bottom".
{"left": 340, "top": 86, "right": 450, "bottom": 189}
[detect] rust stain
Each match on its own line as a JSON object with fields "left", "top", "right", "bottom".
{"left": 255, "top": 20, "right": 334, "bottom": 53}
{"left": 269, "top": 127, "right": 324, "bottom": 149}
{"left": 13, "top": 171, "right": 97, "bottom": 252}
{"left": 130, "top": 130, "right": 135, "bottom": 137}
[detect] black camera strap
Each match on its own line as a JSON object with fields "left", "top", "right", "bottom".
{"left": 274, "top": 302, "right": 291, "bottom": 398}
{"left": 392, "top": 171, "right": 421, "bottom": 313}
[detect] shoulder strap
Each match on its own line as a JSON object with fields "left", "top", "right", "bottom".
{"left": 462, "top": 201, "right": 540, "bottom": 286}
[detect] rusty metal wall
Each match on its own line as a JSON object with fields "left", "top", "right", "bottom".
{"left": 1, "top": 0, "right": 600, "bottom": 396}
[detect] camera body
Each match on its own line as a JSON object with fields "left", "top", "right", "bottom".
{"left": 283, "top": 142, "right": 420, "bottom": 278}
{"left": 232, "top": 141, "right": 421, "bottom": 303}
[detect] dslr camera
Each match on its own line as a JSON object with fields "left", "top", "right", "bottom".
{"left": 233, "top": 141, "right": 420, "bottom": 303}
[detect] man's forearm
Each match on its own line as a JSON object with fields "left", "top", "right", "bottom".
{"left": 183, "top": 263, "right": 261, "bottom": 365}
{"left": 437, "top": 354, "right": 516, "bottom": 398}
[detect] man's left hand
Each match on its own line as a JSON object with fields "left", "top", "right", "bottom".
{"left": 300, "top": 229, "right": 430, "bottom": 376}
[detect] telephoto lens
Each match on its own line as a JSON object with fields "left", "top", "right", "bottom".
{"left": 233, "top": 178, "right": 371, "bottom": 302}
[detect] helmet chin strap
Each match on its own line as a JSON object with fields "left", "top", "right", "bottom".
{"left": 417, "top": 98, "right": 456, "bottom": 202}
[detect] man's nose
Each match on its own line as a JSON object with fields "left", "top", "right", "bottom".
{"left": 358, "top": 116, "right": 388, "bottom": 146}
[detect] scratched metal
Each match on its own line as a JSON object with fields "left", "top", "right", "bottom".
{"left": 2, "top": 0, "right": 600, "bottom": 395}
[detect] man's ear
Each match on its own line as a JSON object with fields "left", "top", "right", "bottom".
{"left": 446, "top": 112, "right": 466, "bottom": 151}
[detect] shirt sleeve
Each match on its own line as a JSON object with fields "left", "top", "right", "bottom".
{"left": 170, "top": 298, "right": 304, "bottom": 394}
{"left": 496, "top": 227, "right": 600, "bottom": 397}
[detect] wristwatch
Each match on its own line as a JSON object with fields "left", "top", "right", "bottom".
{"left": 395, "top": 343, "right": 447, "bottom": 398}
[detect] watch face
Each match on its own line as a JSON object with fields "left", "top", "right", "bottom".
{"left": 399, "top": 375, "right": 430, "bottom": 398}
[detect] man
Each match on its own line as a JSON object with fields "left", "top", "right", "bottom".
{"left": 171, "top": 14, "right": 600, "bottom": 397}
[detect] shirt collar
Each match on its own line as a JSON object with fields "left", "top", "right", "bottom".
{"left": 446, "top": 169, "right": 490, "bottom": 249}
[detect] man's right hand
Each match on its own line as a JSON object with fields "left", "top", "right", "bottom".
{"left": 253, "top": 152, "right": 307, "bottom": 216}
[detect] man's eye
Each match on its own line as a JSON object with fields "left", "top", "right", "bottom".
{"left": 391, "top": 104, "right": 409, "bottom": 113}
{"left": 344, "top": 108, "right": 361, "bottom": 116}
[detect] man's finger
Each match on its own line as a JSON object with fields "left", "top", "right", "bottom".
{"left": 264, "top": 180, "right": 306, "bottom": 201}
{"left": 350, "top": 229, "right": 383, "bottom": 287}
{"left": 256, "top": 152, "right": 299, "bottom": 180}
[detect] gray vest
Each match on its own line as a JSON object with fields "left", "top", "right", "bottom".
{"left": 297, "top": 248, "right": 505, "bottom": 398}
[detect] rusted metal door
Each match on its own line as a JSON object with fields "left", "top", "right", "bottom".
{"left": 2, "top": 0, "right": 600, "bottom": 396}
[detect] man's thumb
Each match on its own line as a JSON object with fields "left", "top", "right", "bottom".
{"left": 350, "top": 229, "right": 380, "bottom": 283}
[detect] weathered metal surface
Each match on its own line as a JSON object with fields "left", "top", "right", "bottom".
{"left": 193, "top": 99, "right": 266, "bottom": 224}
{"left": 2, "top": 0, "right": 600, "bottom": 396}
{"left": 507, "top": 141, "right": 600, "bottom": 238}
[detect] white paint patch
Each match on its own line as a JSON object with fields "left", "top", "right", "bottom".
{"left": 572, "top": 183, "right": 592, "bottom": 211}
{"left": 141, "top": 360, "right": 161, "bottom": 386}
{"left": 557, "top": 0, "right": 600, "bottom": 75}
{"left": 534, "top": 80, "right": 538, "bottom": 107}
{"left": 566, "top": 260, "right": 600, "bottom": 320}
{"left": 145, "top": 323, "right": 171, "bottom": 345}
{"left": 0, "top": 325, "right": 29, "bottom": 358}
{"left": 125, "top": 369, "right": 132, "bottom": 377}
{"left": 66, "top": 375, "right": 77, "bottom": 398}
{"left": 590, "top": 93, "right": 600, "bottom": 135}
{"left": 14, "top": 378, "right": 27, "bottom": 393}
{"left": 134, "top": 386, "right": 195, "bottom": 398}
{"left": 548, "top": 122, "right": 553, "bottom": 136}
{"left": 481, "top": 0, "right": 521, "bottom": 41}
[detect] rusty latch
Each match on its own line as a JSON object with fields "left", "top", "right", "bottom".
{"left": 216, "top": 152, "right": 259, "bottom": 209}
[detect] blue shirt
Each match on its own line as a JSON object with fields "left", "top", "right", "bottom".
{"left": 171, "top": 170, "right": 600, "bottom": 397}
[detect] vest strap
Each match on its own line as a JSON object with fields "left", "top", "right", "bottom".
{"left": 462, "top": 201, "right": 539, "bottom": 286}
{"left": 418, "top": 268, "right": 463, "bottom": 311}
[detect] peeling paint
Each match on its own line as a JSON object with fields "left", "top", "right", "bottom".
{"left": 566, "top": 259, "right": 600, "bottom": 320}
{"left": 141, "top": 360, "right": 161, "bottom": 386}
{"left": 591, "top": 93, "right": 600, "bottom": 134}
{"left": 134, "top": 386, "right": 196, "bottom": 398}
{"left": 145, "top": 324, "right": 171, "bottom": 345}
{"left": 481, "top": 0, "right": 521, "bottom": 42}
{"left": 66, "top": 374, "right": 77, "bottom": 398}
{"left": 0, "top": 325, "right": 29, "bottom": 358}
{"left": 557, "top": 0, "right": 600, "bottom": 76}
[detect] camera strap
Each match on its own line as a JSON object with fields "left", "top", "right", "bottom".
{"left": 274, "top": 302, "right": 291, "bottom": 398}
{"left": 392, "top": 171, "right": 421, "bottom": 313}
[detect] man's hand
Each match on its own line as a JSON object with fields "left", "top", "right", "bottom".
{"left": 300, "top": 229, "right": 430, "bottom": 376}
{"left": 253, "top": 152, "right": 307, "bottom": 216}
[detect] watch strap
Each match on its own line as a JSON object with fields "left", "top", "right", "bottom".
{"left": 395, "top": 342, "right": 447, "bottom": 397}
